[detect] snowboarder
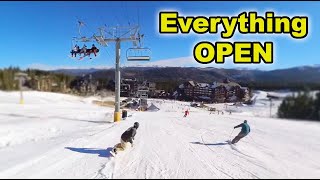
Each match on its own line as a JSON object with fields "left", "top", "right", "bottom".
{"left": 111, "top": 122, "right": 139, "bottom": 155}
{"left": 231, "top": 120, "right": 250, "bottom": 144}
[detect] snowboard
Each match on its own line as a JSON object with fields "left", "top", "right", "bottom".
{"left": 110, "top": 143, "right": 121, "bottom": 157}
{"left": 109, "top": 142, "right": 134, "bottom": 158}
{"left": 109, "top": 142, "right": 124, "bottom": 157}
{"left": 110, "top": 148, "right": 117, "bottom": 157}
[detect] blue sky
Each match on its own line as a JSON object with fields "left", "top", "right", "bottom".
{"left": 0, "top": 1, "right": 320, "bottom": 70}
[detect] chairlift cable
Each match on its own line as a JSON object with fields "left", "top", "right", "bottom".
{"left": 122, "top": 1, "right": 131, "bottom": 27}
{"left": 137, "top": 5, "right": 140, "bottom": 27}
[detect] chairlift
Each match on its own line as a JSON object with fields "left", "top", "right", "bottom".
{"left": 126, "top": 47, "right": 151, "bottom": 61}
{"left": 69, "top": 19, "right": 102, "bottom": 60}
{"left": 69, "top": 42, "right": 100, "bottom": 60}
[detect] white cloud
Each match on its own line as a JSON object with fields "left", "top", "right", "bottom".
{"left": 123, "top": 57, "right": 275, "bottom": 70}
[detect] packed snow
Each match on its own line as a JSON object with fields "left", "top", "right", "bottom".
{"left": 0, "top": 90, "right": 319, "bottom": 178}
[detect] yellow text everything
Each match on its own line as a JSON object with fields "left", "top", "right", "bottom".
{"left": 159, "top": 11, "right": 308, "bottom": 64}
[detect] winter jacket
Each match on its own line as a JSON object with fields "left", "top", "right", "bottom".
{"left": 234, "top": 122, "right": 250, "bottom": 135}
{"left": 121, "top": 127, "right": 137, "bottom": 144}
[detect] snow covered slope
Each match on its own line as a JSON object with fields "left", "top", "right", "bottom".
{"left": 0, "top": 91, "right": 319, "bottom": 178}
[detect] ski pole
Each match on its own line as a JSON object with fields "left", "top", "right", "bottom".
{"left": 248, "top": 134, "right": 256, "bottom": 144}
{"left": 229, "top": 129, "right": 234, "bottom": 140}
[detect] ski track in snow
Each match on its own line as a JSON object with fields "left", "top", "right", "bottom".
{"left": 0, "top": 91, "right": 320, "bottom": 178}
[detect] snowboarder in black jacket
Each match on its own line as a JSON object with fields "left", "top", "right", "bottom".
{"left": 112, "top": 122, "right": 139, "bottom": 154}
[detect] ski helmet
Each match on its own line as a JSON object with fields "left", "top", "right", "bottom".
{"left": 134, "top": 122, "right": 139, "bottom": 129}
{"left": 244, "top": 120, "right": 247, "bottom": 123}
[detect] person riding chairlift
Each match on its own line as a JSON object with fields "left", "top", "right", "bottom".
{"left": 91, "top": 44, "right": 98, "bottom": 57}
{"left": 81, "top": 44, "right": 87, "bottom": 56}
{"left": 71, "top": 44, "right": 80, "bottom": 57}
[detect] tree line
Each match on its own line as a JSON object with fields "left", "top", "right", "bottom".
{"left": 0, "top": 67, "right": 116, "bottom": 94}
{"left": 278, "top": 89, "right": 320, "bottom": 121}
{"left": 0, "top": 67, "right": 21, "bottom": 90}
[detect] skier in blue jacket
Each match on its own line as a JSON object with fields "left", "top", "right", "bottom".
{"left": 231, "top": 120, "right": 250, "bottom": 144}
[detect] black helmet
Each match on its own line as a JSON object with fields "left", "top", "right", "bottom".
{"left": 244, "top": 120, "right": 247, "bottom": 123}
{"left": 134, "top": 122, "right": 139, "bottom": 129}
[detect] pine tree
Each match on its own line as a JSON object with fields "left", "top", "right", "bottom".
{"left": 278, "top": 90, "right": 318, "bottom": 121}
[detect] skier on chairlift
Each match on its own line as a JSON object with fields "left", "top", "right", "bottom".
{"left": 71, "top": 44, "right": 80, "bottom": 57}
{"left": 91, "top": 44, "right": 98, "bottom": 57}
{"left": 81, "top": 44, "right": 87, "bottom": 56}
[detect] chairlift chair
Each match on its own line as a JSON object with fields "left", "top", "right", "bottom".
{"left": 126, "top": 47, "right": 151, "bottom": 61}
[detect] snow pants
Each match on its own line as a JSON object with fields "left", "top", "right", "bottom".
{"left": 114, "top": 139, "right": 130, "bottom": 152}
{"left": 231, "top": 133, "right": 247, "bottom": 144}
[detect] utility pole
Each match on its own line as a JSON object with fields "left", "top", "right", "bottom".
{"left": 73, "top": 24, "right": 143, "bottom": 122}
{"left": 269, "top": 98, "right": 272, "bottom": 118}
{"left": 115, "top": 38, "right": 121, "bottom": 121}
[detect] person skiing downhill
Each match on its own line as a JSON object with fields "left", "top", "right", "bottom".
{"left": 183, "top": 106, "right": 190, "bottom": 117}
{"left": 184, "top": 109, "right": 189, "bottom": 117}
{"left": 111, "top": 122, "right": 139, "bottom": 155}
{"left": 231, "top": 120, "right": 250, "bottom": 144}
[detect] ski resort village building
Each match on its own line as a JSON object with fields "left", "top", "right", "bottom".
{"left": 175, "top": 78, "right": 250, "bottom": 103}
{"left": 120, "top": 77, "right": 159, "bottom": 98}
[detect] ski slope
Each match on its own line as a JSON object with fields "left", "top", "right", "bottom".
{"left": 0, "top": 91, "right": 319, "bottom": 178}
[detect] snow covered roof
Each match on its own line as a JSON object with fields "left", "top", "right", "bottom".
{"left": 197, "top": 83, "right": 209, "bottom": 88}
{"left": 227, "top": 82, "right": 240, "bottom": 87}
{"left": 210, "top": 82, "right": 226, "bottom": 89}
{"left": 173, "top": 91, "right": 178, "bottom": 96}
{"left": 155, "top": 90, "right": 165, "bottom": 93}
{"left": 211, "top": 81, "right": 240, "bottom": 89}
{"left": 147, "top": 103, "right": 160, "bottom": 112}
{"left": 188, "top": 81, "right": 196, "bottom": 87}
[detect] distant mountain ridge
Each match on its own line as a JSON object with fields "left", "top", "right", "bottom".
{"left": 51, "top": 66, "right": 320, "bottom": 88}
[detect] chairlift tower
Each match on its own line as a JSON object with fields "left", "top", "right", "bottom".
{"left": 72, "top": 22, "right": 151, "bottom": 122}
